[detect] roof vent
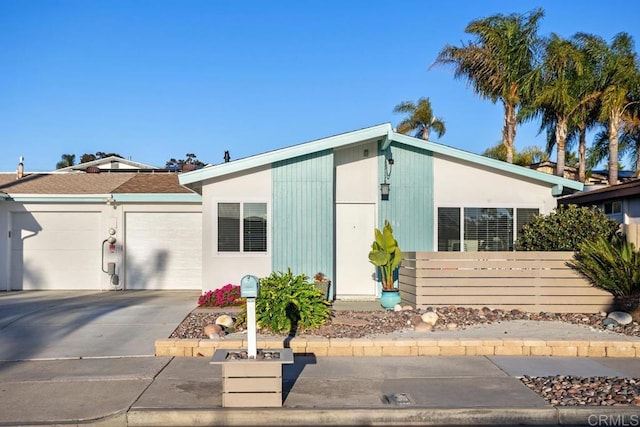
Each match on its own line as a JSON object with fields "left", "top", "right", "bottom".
{"left": 86, "top": 166, "right": 101, "bottom": 174}
{"left": 16, "top": 156, "right": 24, "bottom": 180}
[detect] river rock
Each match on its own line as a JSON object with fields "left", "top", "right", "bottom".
{"left": 421, "top": 311, "right": 439, "bottom": 326}
{"left": 393, "top": 304, "right": 403, "bottom": 312}
{"left": 215, "top": 314, "right": 235, "bottom": 328}
{"left": 607, "top": 311, "right": 632, "bottom": 325}
{"left": 402, "top": 305, "right": 413, "bottom": 311}
{"left": 204, "top": 323, "right": 223, "bottom": 338}
{"left": 603, "top": 318, "right": 619, "bottom": 327}
{"left": 414, "top": 321, "right": 432, "bottom": 332}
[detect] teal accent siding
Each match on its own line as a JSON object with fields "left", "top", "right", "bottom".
{"left": 379, "top": 142, "right": 434, "bottom": 251}
{"left": 272, "top": 150, "right": 334, "bottom": 281}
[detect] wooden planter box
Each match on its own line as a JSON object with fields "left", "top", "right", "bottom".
{"left": 210, "top": 348, "right": 294, "bottom": 407}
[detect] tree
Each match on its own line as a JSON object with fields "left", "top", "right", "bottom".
{"left": 526, "top": 34, "right": 586, "bottom": 177}
{"left": 56, "top": 154, "right": 76, "bottom": 169}
{"left": 393, "top": 97, "right": 446, "bottom": 140}
{"left": 165, "top": 153, "right": 206, "bottom": 171}
{"left": 434, "top": 8, "right": 544, "bottom": 163}
{"left": 482, "top": 143, "right": 548, "bottom": 166}
{"left": 576, "top": 32, "right": 640, "bottom": 185}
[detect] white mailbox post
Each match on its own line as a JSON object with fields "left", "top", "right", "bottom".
{"left": 240, "top": 274, "right": 259, "bottom": 358}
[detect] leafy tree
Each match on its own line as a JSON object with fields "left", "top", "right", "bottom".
{"left": 482, "top": 143, "right": 548, "bottom": 166}
{"left": 516, "top": 205, "right": 619, "bottom": 251}
{"left": 393, "top": 97, "right": 446, "bottom": 140}
{"left": 165, "top": 153, "right": 206, "bottom": 170}
{"left": 56, "top": 154, "right": 76, "bottom": 169}
{"left": 79, "top": 152, "right": 123, "bottom": 163}
{"left": 434, "top": 8, "right": 544, "bottom": 163}
{"left": 576, "top": 32, "right": 640, "bottom": 184}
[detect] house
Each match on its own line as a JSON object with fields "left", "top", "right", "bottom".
{"left": 179, "top": 123, "right": 583, "bottom": 300}
{"left": 558, "top": 178, "right": 640, "bottom": 246}
{"left": 0, "top": 159, "right": 202, "bottom": 291}
{"left": 529, "top": 161, "right": 636, "bottom": 185}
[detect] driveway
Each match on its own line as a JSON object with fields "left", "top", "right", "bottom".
{"left": 0, "top": 290, "right": 199, "bottom": 361}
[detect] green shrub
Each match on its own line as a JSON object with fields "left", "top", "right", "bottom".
{"left": 516, "top": 205, "right": 619, "bottom": 251}
{"left": 238, "top": 269, "right": 331, "bottom": 334}
{"left": 567, "top": 235, "right": 640, "bottom": 306}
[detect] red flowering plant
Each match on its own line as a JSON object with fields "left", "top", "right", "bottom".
{"left": 198, "top": 284, "right": 245, "bottom": 308}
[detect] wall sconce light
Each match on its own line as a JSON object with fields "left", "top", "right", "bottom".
{"left": 380, "top": 182, "right": 390, "bottom": 200}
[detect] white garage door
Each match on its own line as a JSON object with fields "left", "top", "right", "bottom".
{"left": 10, "top": 211, "right": 102, "bottom": 290}
{"left": 125, "top": 212, "right": 202, "bottom": 290}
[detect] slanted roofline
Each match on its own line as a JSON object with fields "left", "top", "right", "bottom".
{"left": 179, "top": 123, "right": 583, "bottom": 193}
{"left": 54, "top": 156, "right": 159, "bottom": 172}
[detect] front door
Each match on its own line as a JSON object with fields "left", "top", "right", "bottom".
{"left": 335, "top": 203, "right": 376, "bottom": 298}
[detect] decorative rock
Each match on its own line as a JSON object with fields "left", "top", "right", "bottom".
{"left": 446, "top": 322, "right": 458, "bottom": 330}
{"left": 402, "top": 305, "right": 413, "bottom": 311}
{"left": 393, "top": 304, "right": 403, "bottom": 312}
{"left": 599, "top": 311, "right": 608, "bottom": 317}
{"left": 603, "top": 317, "right": 619, "bottom": 327}
{"left": 607, "top": 311, "right": 632, "bottom": 325}
{"left": 215, "top": 315, "right": 235, "bottom": 328}
{"left": 421, "top": 311, "right": 439, "bottom": 326}
{"left": 204, "top": 323, "right": 223, "bottom": 338}
{"left": 410, "top": 314, "right": 423, "bottom": 326}
{"left": 414, "top": 321, "right": 432, "bottom": 332}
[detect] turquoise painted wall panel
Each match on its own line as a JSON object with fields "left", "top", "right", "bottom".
{"left": 272, "top": 150, "right": 334, "bottom": 281}
{"left": 379, "top": 142, "right": 434, "bottom": 251}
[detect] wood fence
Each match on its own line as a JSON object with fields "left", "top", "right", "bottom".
{"left": 399, "top": 251, "right": 613, "bottom": 313}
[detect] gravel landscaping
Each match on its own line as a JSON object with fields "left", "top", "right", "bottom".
{"left": 521, "top": 376, "right": 640, "bottom": 406}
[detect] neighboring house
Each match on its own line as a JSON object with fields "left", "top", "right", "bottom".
{"left": 0, "top": 160, "right": 202, "bottom": 291}
{"left": 179, "top": 123, "right": 583, "bottom": 300}
{"left": 558, "top": 178, "right": 640, "bottom": 247}
{"left": 529, "top": 161, "right": 636, "bottom": 185}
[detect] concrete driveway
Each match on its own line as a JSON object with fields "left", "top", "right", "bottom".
{"left": 0, "top": 290, "right": 199, "bottom": 361}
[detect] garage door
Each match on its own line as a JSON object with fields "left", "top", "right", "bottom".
{"left": 10, "top": 211, "right": 102, "bottom": 290}
{"left": 125, "top": 212, "right": 202, "bottom": 290}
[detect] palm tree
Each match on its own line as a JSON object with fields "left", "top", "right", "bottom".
{"left": 527, "top": 34, "right": 585, "bottom": 177}
{"left": 434, "top": 8, "right": 544, "bottom": 163}
{"left": 393, "top": 97, "right": 446, "bottom": 140}
{"left": 589, "top": 106, "right": 640, "bottom": 177}
{"left": 482, "top": 142, "right": 548, "bottom": 166}
{"left": 56, "top": 154, "right": 76, "bottom": 169}
{"left": 576, "top": 32, "right": 640, "bottom": 184}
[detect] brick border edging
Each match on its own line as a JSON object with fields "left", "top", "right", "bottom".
{"left": 156, "top": 337, "right": 640, "bottom": 358}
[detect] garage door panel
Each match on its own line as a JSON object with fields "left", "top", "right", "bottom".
{"left": 125, "top": 212, "right": 201, "bottom": 290}
{"left": 10, "top": 212, "right": 101, "bottom": 290}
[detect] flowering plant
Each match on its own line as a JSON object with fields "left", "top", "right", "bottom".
{"left": 198, "top": 284, "right": 244, "bottom": 308}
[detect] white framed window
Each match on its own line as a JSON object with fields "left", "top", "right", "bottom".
{"left": 217, "top": 202, "right": 267, "bottom": 253}
{"left": 437, "top": 207, "right": 539, "bottom": 251}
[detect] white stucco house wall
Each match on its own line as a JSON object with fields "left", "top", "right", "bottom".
{"left": 179, "top": 123, "right": 583, "bottom": 300}
{"left": 0, "top": 158, "right": 202, "bottom": 291}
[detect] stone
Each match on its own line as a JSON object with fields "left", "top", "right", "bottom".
{"left": 215, "top": 315, "right": 235, "bottom": 328}
{"left": 393, "top": 304, "right": 403, "bottom": 312}
{"left": 204, "top": 323, "right": 223, "bottom": 338}
{"left": 446, "top": 322, "right": 458, "bottom": 330}
{"left": 421, "top": 311, "right": 439, "bottom": 326}
{"left": 402, "top": 305, "right": 413, "bottom": 311}
{"left": 410, "top": 314, "right": 423, "bottom": 326}
{"left": 414, "top": 321, "right": 432, "bottom": 332}
{"left": 603, "top": 317, "right": 619, "bottom": 327}
{"left": 607, "top": 311, "right": 632, "bottom": 325}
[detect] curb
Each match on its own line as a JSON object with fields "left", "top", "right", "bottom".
{"left": 156, "top": 336, "right": 640, "bottom": 358}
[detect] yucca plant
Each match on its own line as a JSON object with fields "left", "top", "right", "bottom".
{"left": 567, "top": 235, "right": 640, "bottom": 310}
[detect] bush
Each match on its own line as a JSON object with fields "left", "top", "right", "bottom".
{"left": 239, "top": 269, "right": 331, "bottom": 334}
{"left": 198, "top": 284, "right": 244, "bottom": 308}
{"left": 516, "top": 205, "right": 619, "bottom": 251}
{"left": 567, "top": 234, "right": 640, "bottom": 308}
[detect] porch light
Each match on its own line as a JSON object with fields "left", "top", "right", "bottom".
{"left": 380, "top": 182, "right": 390, "bottom": 200}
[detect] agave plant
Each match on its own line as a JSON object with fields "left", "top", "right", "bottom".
{"left": 567, "top": 235, "right": 640, "bottom": 309}
{"left": 368, "top": 220, "right": 403, "bottom": 291}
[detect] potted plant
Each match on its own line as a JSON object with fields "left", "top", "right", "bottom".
{"left": 313, "top": 272, "right": 332, "bottom": 301}
{"left": 368, "top": 220, "right": 403, "bottom": 309}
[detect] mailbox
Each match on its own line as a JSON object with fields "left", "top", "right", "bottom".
{"left": 240, "top": 275, "right": 260, "bottom": 298}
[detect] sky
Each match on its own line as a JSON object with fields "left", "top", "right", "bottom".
{"left": 2, "top": 0, "right": 640, "bottom": 172}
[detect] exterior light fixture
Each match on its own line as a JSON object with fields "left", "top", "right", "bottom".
{"left": 380, "top": 182, "right": 390, "bottom": 200}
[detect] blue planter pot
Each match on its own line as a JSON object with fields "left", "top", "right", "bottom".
{"left": 380, "top": 290, "right": 401, "bottom": 310}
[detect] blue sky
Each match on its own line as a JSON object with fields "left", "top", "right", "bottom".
{"left": 2, "top": 0, "right": 640, "bottom": 172}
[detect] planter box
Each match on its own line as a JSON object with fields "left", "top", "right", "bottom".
{"left": 210, "top": 348, "right": 294, "bottom": 407}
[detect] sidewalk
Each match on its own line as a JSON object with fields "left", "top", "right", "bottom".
{"left": 1, "top": 355, "right": 640, "bottom": 426}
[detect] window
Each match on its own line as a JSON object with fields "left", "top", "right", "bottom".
{"left": 218, "top": 202, "right": 267, "bottom": 252}
{"left": 603, "top": 201, "right": 622, "bottom": 215}
{"left": 437, "top": 207, "right": 539, "bottom": 251}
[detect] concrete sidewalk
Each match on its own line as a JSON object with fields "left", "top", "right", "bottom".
{"left": 1, "top": 355, "right": 640, "bottom": 426}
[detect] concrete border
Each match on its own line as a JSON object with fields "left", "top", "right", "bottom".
{"left": 156, "top": 336, "right": 640, "bottom": 358}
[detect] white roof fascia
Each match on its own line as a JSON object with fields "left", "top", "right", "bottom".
{"left": 53, "top": 156, "right": 159, "bottom": 172}
{"left": 179, "top": 123, "right": 392, "bottom": 185}
{"left": 390, "top": 131, "right": 584, "bottom": 192}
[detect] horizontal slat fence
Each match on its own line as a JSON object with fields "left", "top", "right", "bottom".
{"left": 400, "top": 252, "right": 613, "bottom": 313}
